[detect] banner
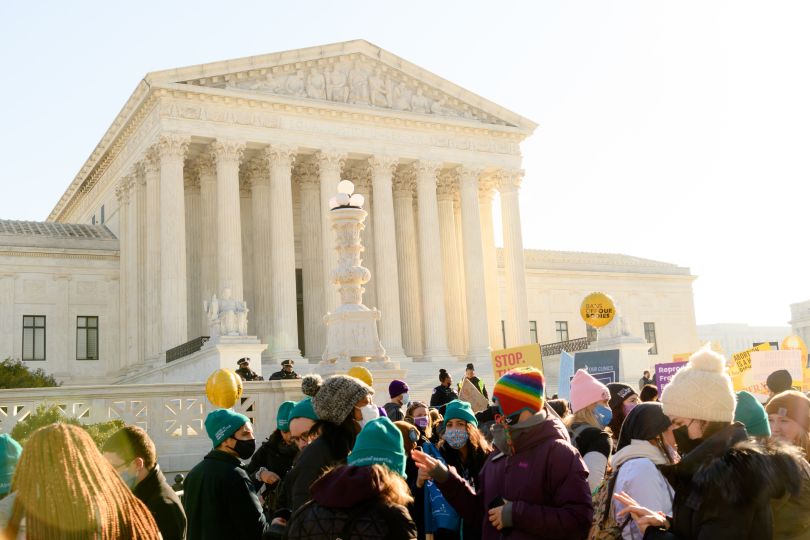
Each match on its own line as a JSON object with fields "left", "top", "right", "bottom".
{"left": 491, "top": 343, "right": 543, "bottom": 380}
{"left": 730, "top": 342, "right": 772, "bottom": 376}
{"left": 672, "top": 352, "right": 692, "bottom": 363}
{"left": 458, "top": 377, "right": 489, "bottom": 413}
{"left": 655, "top": 361, "right": 687, "bottom": 394}
{"left": 739, "top": 350, "right": 804, "bottom": 400}
{"left": 573, "top": 349, "right": 620, "bottom": 385}
{"left": 557, "top": 350, "right": 575, "bottom": 401}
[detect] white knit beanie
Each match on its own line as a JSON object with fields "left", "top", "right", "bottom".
{"left": 661, "top": 344, "right": 736, "bottom": 422}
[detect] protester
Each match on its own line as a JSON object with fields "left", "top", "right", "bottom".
{"left": 273, "top": 374, "right": 375, "bottom": 528}
{"left": 246, "top": 400, "right": 299, "bottom": 513}
{"left": 457, "top": 363, "right": 489, "bottom": 400}
{"left": 565, "top": 369, "right": 613, "bottom": 492}
{"left": 429, "top": 400, "right": 491, "bottom": 540}
{"left": 287, "top": 397, "right": 319, "bottom": 450}
{"left": 235, "top": 357, "right": 263, "bottom": 381}
{"left": 766, "top": 390, "right": 810, "bottom": 539}
{"left": 610, "top": 403, "right": 676, "bottom": 540}
{"left": 184, "top": 409, "right": 270, "bottom": 540}
{"left": 615, "top": 344, "right": 805, "bottom": 539}
{"left": 0, "top": 435, "right": 20, "bottom": 502}
{"left": 268, "top": 359, "right": 300, "bottom": 380}
{"left": 286, "top": 417, "right": 417, "bottom": 540}
{"left": 734, "top": 390, "right": 771, "bottom": 438}
{"left": 639, "top": 384, "right": 659, "bottom": 402}
{"left": 767, "top": 369, "right": 794, "bottom": 400}
{"left": 430, "top": 369, "right": 458, "bottom": 415}
{"left": 6, "top": 423, "right": 160, "bottom": 539}
{"left": 385, "top": 379, "right": 410, "bottom": 421}
{"left": 103, "top": 425, "right": 187, "bottom": 540}
{"left": 607, "top": 382, "right": 640, "bottom": 444}
{"left": 547, "top": 398, "right": 570, "bottom": 418}
{"left": 639, "top": 370, "right": 655, "bottom": 390}
{"left": 413, "top": 367, "right": 593, "bottom": 540}
{"left": 405, "top": 401, "right": 433, "bottom": 540}
{"left": 429, "top": 408, "right": 445, "bottom": 444}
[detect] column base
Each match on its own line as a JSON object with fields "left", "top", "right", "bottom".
{"left": 465, "top": 349, "right": 492, "bottom": 365}
{"left": 415, "top": 349, "right": 458, "bottom": 364}
{"left": 269, "top": 349, "right": 304, "bottom": 364}
{"left": 383, "top": 346, "right": 412, "bottom": 364}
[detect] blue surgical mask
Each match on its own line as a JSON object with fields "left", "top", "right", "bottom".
{"left": 401, "top": 393, "right": 410, "bottom": 406}
{"left": 119, "top": 469, "right": 138, "bottom": 490}
{"left": 444, "top": 428, "right": 469, "bottom": 449}
{"left": 594, "top": 405, "right": 612, "bottom": 428}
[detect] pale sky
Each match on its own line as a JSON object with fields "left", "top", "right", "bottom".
{"left": 1, "top": 1, "right": 808, "bottom": 327}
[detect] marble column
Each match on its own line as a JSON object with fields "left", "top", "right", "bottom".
{"left": 459, "top": 167, "right": 491, "bottom": 361}
{"left": 454, "top": 195, "right": 469, "bottom": 355}
{"left": 142, "top": 149, "right": 161, "bottom": 358}
{"left": 184, "top": 169, "right": 203, "bottom": 338}
{"left": 415, "top": 161, "right": 453, "bottom": 362}
{"left": 248, "top": 159, "right": 272, "bottom": 351}
{"left": 196, "top": 152, "right": 218, "bottom": 309}
{"left": 212, "top": 139, "right": 245, "bottom": 300}
{"left": 437, "top": 169, "right": 466, "bottom": 358}
{"left": 240, "top": 178, "right": 255, "bottom": 336}
{"left": 134, "top": 170, "right": 147, "bottom": 365}
{"left": 157, "top": 134, "right": 190, "bottom": 351}
{"left": 115, "top": 178, "right": 130, "bottom": 370}
{"left": 479, "top": 176, "right": 503, "bottom": 349}
{"left": 346, "top": 164, "right": 377, "bottom": 311}
{"left": 393, "top": 168, "right": 423, "bottom": 358}
{"left": 125, "top": 171, "right": 141, "bottom": 369}
{"left": 296, "top": 159, "right": 325, "bottom": 360}
{"left": 0, "top": 275, "right": 14, "bottom": 364}
{"left": 369, "top": 156, "right": 407, "bottom": 360}
{"left": 499, "top": 169, "right": 531, "bottom": 346}
{"left": 318, "top": 150, "right": 346, "bottom": 313}
{"left": 267, "top": 145, "right": 302, "bottom": 361}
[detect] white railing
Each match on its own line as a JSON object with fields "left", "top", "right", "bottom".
{"left": 0, "top": 380, "right": 303, "bottom": 473}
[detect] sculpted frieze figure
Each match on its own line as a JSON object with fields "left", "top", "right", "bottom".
{"left": 204, "top": 288, "right": 250, "bottom": 339}
{"left": 306, "top": 69, "right": 327, "bottom": 100}
{"left": 326, "top": 65, "right": 349, "bottom": 102}
{"left": 348, "top": 63, "right": 370, "bottom": 105}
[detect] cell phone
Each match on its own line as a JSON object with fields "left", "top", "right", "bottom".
{"left": 488, "top": 496, "right": 505, "bottom": 509}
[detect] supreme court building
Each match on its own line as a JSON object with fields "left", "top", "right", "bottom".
{"left": 0, "top": 41, "right": 700, "bottom": 385}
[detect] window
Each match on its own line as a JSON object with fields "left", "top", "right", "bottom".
{"left": 587, "top": 324, "right": 598, "bottom": 342}
{"left": 77, "top": 316, "right": 99, "bottom": 360}
{"left": 644, "top": 322, "right": 658, "bottom": 355}
{"left": 501, "top": 320, "right": 506, "bottom": 349}
{"left": 100, "top": 205, "right": 105, "bottom": 224}
{"left": 22, "top": 316, "right": 46, "bottom": 361}
{"left": 555, "top": 321, "right": 569, "bottom": 342}
{"left": 529, "top": 321, "right": 538, "bottom": 344}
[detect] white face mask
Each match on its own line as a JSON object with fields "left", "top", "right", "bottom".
{"left": 401, "top": 393, "right": 410, "bottom": 406}
{"left": 356, "top": 403, "right": 380, "bottom": 428}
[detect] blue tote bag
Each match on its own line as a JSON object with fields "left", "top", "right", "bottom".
{"left": 422, "top": 442, "right": 461, "bottom": 533}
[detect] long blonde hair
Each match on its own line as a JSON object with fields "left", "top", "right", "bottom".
{"left": 8, "top": 423, "right": 160, "bottom": 539}
{"left": 564, "top": 403, "right": 613, "bottom": 437}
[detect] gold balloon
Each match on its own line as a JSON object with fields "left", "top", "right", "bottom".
{"left": 782, "top": 335, "right": 808, "bottom": 366}
{"left": 580, "top": 292, "right": 616, "bottom": 329}
{"left": 205, "top": 368, "right": 244, "bottom": 409}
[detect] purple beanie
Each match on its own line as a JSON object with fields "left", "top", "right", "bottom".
{"left": 389, "top": 379, "right": 409, "bottom": 399}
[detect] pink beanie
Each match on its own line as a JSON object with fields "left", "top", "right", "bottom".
{"left": 570, "top": 369, "right": 611, "bottom": 413}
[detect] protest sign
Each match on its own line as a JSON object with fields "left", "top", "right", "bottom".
{"left": 580, "top": 292, "right": 616, "bottom": 328}
{"left": 655, "top": 361, "right": 687, "bottom": 394}
{"left": 459, "top": 377, "right": 489, "bottom": 413}
{"left": 573, "top": 349, "right": 620, "bottom": 385}
{"left": 557, "top": 350, "right": 575, "bottom": 400}
{"left": 737, "top": 350, "right": 804, "bottom": 400}
{"left": 672, "top": 352, "right": 691, "bottom": 363}
{"left": 731, "top": 342, "right": 772, "bottom": 375}
{"left": 491, "top": 343, "right": 543, "bottom": 380}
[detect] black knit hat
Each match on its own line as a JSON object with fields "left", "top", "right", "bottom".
{"left": 766, "top": 369, "right": 793, "bottom": 394}
{"left": 617, "top": 402, "right": 672, "bottom": 451}
{"left": 607, "top": 382, "right": 637, "bottom": 410}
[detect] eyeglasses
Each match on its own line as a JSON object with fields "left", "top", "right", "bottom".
{"left": 290, "top": 430, "right": 313, "bottom": 445}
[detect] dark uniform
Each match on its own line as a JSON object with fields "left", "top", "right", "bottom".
{"left": 429, "top": 385, "right": 458, "bottom": 415}
{"left": 236, "top": 365, "right": 263, "bottom": 381}
{"left": 268, "top": 360, "right": 301, "bottom": 381}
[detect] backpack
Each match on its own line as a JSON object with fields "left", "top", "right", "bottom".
{"left": 587, "top": 460, "right": 637, "bottom": 540}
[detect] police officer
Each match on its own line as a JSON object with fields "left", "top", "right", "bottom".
{"left": 235, "top": 358, "right": 263, "bottom": 381}
{"left": 268, "top": 359, "right": 301, "bottom": 381}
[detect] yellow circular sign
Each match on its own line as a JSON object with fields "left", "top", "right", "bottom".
{"left": 205, "top": 368, "right": 244, "bottom": 409}
{"left": 782, "top": 335, "right": 808, "bottom": 365}
{"left": 580, "top": 292, "right": 616, "bottom": 328}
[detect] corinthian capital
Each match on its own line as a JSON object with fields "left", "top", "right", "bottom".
{"left": 265, "top": 145, "right": 297, "bottom": 169}
{"left": 243, "top": 157, "right": 269, "bottom": 187}
{"left": 368, "top": 155, "right": 399, "bottom": 176}
{"left": 316, "top": 150, "right": 347, "bottom": 176}
{"left": 393, "top": 166, "right": 416, "bottom": 197}
{"left": 156, "top": 133, "right": 190, "bottom": 161}
{"left": 211, "top": 139, "right": 246, "bottom": 165}
{"left": 141, "top": 147, "right": 160, "bottom": 177}
{"left": 459, "top": 166, "right": 484, "bottom": 189}
{"left": 414, "top": 160, "right": 442, "bottom": 179}
{"left": 294, "top": 157, "right": 320, "bottom": 190}
{"left": 194, "top": 152, "right": 217, "bottom": 178}
{"left": 498, "top": 169, "right": 524, "bottom": 192}
{"left": 437, "top": 168, "right": 459, "bottom": 199}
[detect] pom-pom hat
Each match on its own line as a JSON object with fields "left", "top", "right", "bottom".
{"left": 492, "top": 367, "right": 545, "bottom": 419}
{"left": 661, "top": 343, "right": 736, "bottom": 422}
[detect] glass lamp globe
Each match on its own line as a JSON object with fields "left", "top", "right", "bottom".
{"left": 335, "top": 193, "right": 351, "bottom": 206}
{"left": 349, "top": 194, "right": 365, "bottom": 208}
{"left": 337, "top": 180, "right": 355, "bottom": 195}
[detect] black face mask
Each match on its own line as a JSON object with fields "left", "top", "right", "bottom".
{"left": 673, "top": 425, "right": 702, "bottom": 455}
{"left": 231, "top": 438, "right": 256, "bottom": 460}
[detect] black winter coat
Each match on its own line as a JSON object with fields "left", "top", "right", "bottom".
{"left": 275, "top": 435, "right": 347, "bottom": 518}
{"left": 183, "top": 450, "right": 270, "bottom": 540}
{"left": 430, "top": 385, "right": 458, "bottom": 415}
{"left": 644, "top": 423, "right": 804, "bottom": 540}
{"left": 285, "top": 465, "right": 416, "bottom": 540}
{"left": 133, "top": 465, "right": 187, "bottom": 540}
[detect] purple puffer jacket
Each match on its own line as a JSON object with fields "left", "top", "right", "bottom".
{"left": 436, "top": 414, "right": 593, "bottom": 540}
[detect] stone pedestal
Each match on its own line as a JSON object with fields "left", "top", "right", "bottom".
{"left": 316, "top": 361, "right": 406, "bottom": 403}
{"left": 587, "top": 319, "right": 654, "bottom": 387}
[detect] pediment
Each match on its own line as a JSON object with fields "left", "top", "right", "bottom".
{"left": 148, "top": 40, "right": 535, "bottom": 131}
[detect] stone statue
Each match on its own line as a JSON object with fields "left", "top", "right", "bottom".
{"left": 348, "top": 64, "right": 370, "bottom": 105}
{"left": 327, "top": 65, "right": 349, "bottom": 102}
{"left": 285, "top": 70, "right": 306, "bottom": 97}
{"left": 204, "top": 294, "right": 220, "bottom": 339}
{"left": 204, "top": 288, "right": 250, "bottom": 338}
{"left": 410, "top": 88, "right": 430, "bottom": 114}
{"left": 306, "top": 69, "right": 327, "bottom": 100}
{"left": 392, "top": 82, "right": 412, "bottom": 111}
{"left": 368, "top": 68, "right": 389, "bottom": 108}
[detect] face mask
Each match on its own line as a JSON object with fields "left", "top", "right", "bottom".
{"left": 623, "top": 401, "right": 637, "bottom": 416}
{"left": 232, "top": 438, "right": 256, "bottom": 460}
{"left": 673, "top": 424, "right": 702, "bottom": 455}
{"left": 401, "top": 393, "right": 410, "bottom": 406}
{"left": 594, "top": 405, "right": 612, "bottom": 428}
{"left": 413, "top": 416, "right": 429, "bottom": 430}
{"left": 356, "top": 403, "right": 380, "bottom": 429}
{"left": 444, "top": 428, "right": 469, "bottom": 449}
{"left": 119, "top": 468, "right": 137, "bottom": 490}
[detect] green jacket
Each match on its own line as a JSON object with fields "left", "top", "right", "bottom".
{"left": 183, "top": 450, "right": 270, "bottom": 540}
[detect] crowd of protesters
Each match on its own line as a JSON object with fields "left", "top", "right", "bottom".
{"left": 0, "top": 345, "right": 808, "bottom": 539}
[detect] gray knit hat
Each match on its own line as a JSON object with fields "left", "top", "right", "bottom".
{"left": 313, "top": 374, "right": 374, "bottom": 425}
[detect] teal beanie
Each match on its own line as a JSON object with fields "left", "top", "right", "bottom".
{"left": 277, "top": 401, "right": 295, "bottom": 432}
{"left": 734, "top": 391, "right": 771, "bottom": 437}
{"left": 0, "top": 434, "right": 22, "bottom": 495}
{"left": 205, "top": 409, "right": 250, "bottom": 448}
{"left": 348, "top": 417, "right": 407, "bottom": 478}
{"left": 443, "top": 400, "right": 478, "bottom": 427}
{"left": 288, "top": 397, "right": 319, "bottom": 422}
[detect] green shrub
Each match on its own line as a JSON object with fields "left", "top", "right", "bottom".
{"left": 0, "top": 358, "right": 60, "bottom": 389}
{"left": 10, "top": 404, "right": 124, "bottom": 448}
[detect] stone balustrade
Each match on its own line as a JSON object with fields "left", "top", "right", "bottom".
{"left": 0, "top": 379, "right": 302, "bottom": 473}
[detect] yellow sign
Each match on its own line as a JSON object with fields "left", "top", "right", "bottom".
{"left": 205, "top": 368, "right": 244, "bottom": 409}
{"left": 673, "top": 352, "right": 692, "bottom": 363}
{"left": 580, "top": 292, "right": 616, "bottom": 329}
{"left": 781, "top": 335, "right": 809, "bottom": 390}
{"left": 729, "top": 343, "right": 772, "bottom": 390}
{"left": 491, "top": 343, "right": 543, "bottom": 380}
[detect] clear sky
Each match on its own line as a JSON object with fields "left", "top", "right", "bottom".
{"left": 1, "top": 1, "right": 808, "bottom": 327}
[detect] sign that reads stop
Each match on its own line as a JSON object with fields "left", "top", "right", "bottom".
{"left": 490, "top": 343, "right": 543, "bottom": 379}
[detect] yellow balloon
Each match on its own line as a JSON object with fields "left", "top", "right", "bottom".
{"left": 580, "top": 292, "right": 616, "bottom": 329}
{"left": 782, "top": 335, "right": 808, "bottom": 366}
{"left": 205, "top": 368, "right": 244, "bottom": 409}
